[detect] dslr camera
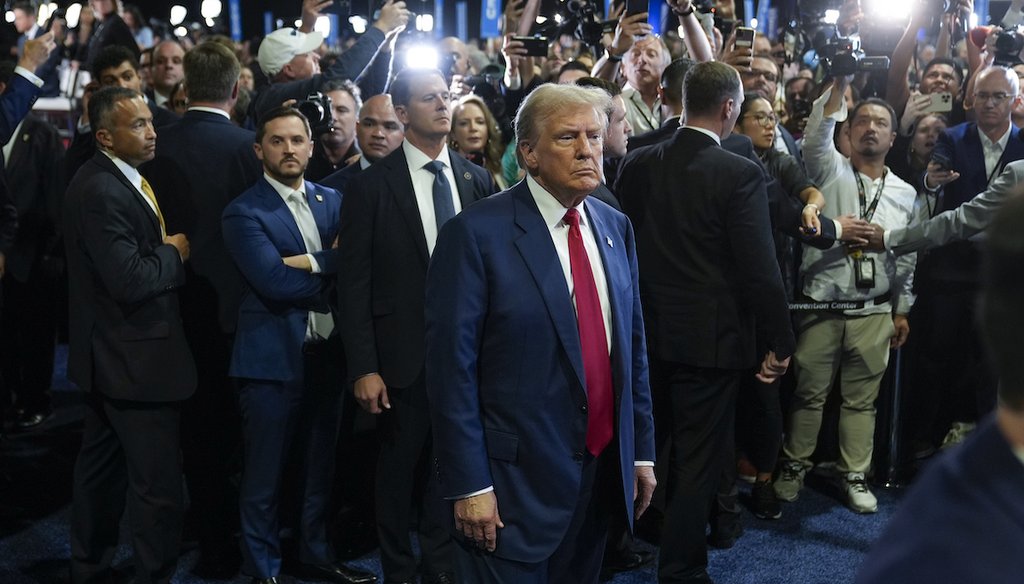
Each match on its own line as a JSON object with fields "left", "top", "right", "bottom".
{"left": 296, "top": 92, "right": 334, "bottom": 137}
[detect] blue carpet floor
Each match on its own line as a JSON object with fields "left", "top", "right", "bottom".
{"left": 0, "top": 347, "right": 904, "bottom": 584}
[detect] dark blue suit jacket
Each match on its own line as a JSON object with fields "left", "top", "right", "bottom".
{"left": 222, "top": 178, "right": 341, "bottom": 382}
{"left": 142, "top": 109, "right": 261, "bottom": 333}
{"left": 924, "top": 122, "right": 1024, "bottom": 283}
{"left": 320, "top": 160, "right": 361, "bottom": 194}
{"left": 856, "top": 416, "right": 1024, "bottom": 584}
{"left": 425, "top": 180, "right": 656, "bottom": 563}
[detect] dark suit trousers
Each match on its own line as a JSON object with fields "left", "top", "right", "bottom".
{"left": 452, "top": 445, "right": 618, "bottom": 584}
{"left": 906, "top": 285, "right": 997, "bottom": 445}
{"left": 0, "top": 262, "right": 59, "bottom": 412}
{"left": 179, "top": 328, "right": 240, "bottom": 558}
{"left": 237, "top": 338, "right": 345, "bottom": 578}
{"left": 657, "top": 362, "right": 741, "bottom": 584}
{"left": 375, "top": 374, "right": 453, "bottom": 581}
{"left": 70, "top": 393, "right": 184, "bottom": 584}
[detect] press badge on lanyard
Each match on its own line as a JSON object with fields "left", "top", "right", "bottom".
{"left": 850, "top": 162, "right": 886, "bottom": 289}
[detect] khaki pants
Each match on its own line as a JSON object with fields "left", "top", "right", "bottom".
{"left": 781, "top": 311, "right": 894, "bottom": 473}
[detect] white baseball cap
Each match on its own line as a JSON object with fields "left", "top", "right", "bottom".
{"left": 258, "top": 28, "right": 324, "bottom": 76}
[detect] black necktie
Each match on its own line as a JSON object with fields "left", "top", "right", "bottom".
{"left": 424, "top": 160, "right": 455, "bottom": 231}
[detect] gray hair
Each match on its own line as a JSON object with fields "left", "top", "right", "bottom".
{"left": 514, "top": 83, "right": 613, "bottom": 147}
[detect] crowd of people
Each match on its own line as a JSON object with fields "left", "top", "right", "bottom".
{"left": 1, "top": 0, "right": 1023, "bottom": 583}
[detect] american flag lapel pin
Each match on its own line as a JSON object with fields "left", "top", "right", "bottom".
{"left": 606, "top": 236, "right": 613, "bottom": 248}
{"left": 315, "top": 194, "right": 323, "bottom": 202}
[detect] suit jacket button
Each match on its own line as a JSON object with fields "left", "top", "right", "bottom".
{"left": 574, "top": 451, "right": 584, "bottom": 461}
{"left": 580, "top": 404, "right": 588, "bottom": 412}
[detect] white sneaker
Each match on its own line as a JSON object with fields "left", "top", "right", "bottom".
{"left": 844, "top": 472, "right": 877, "bottom": 514}
{"left": 940, "top": 421, "right": 977, "bottom": 450}
{"left": 773, "top": 461, "right": 807, "bottom": 502}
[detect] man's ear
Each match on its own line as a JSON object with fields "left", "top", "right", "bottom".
{"left": 394, "top": 104, "right": 410, "bottom": 126}
{"left": 95, "top": 128, "right": 113, "bottom": 150}
{"left": 519, "top": 140, "right": 537, "bottom": 173}
{"left": 253, "top": 142, "right": 263, "bottom": 161}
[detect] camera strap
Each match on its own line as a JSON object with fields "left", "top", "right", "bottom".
{"left": 851, "top": 161, "right": 886, "bottom": 222}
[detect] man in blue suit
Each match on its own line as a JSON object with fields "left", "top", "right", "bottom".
{"left": 222, "top": 107, "right": 375, "bottom": 584}
{"left": 425, "top": 83, "right": 657, "bottom": 584}
{"left": 906, "top": 65, "right": 1024, "bottom": 456}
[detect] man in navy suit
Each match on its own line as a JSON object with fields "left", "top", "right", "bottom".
{"left": 425, "top": 83, "right": 656, "bottom": 584}
{"left": 222, "top": 107, "right": 375, "bottom": 584}
{"left": 12, "top": 1, "right": 61, "bottom": 97}
{"left": 338, "top": 67, "right": 496, "bottom": 584}
{"left": 855, "top": 195, "right": 1024, "bottom": 584}
{"left": 141, "top": 40, "right": 262, "bottom": 578}
{"left": 907, "top": 65, "right": 1024, "bottom": 456}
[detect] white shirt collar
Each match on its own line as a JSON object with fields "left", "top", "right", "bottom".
{"left": 402, "top": 139, "right": 453, "bottom": 171}
{"left": 979, "top": 124, "right": 1012, "bottom": 151}
{"left": 681, "top": 125, "right": 722, "bottom": 145}
{"left": 525, "top": 174, "right": 589, "bottom": 230}
{"left": 187, "top": 106, "right": 231, "bottom": 120}
{"left": 359, "top": 155, "right": 372, "bottom": 170}
{"left": 100, "top": 149, "right": 143, "bottom": 189}
{"left": 264, "top": 172, "right": 306, "bottom": 203}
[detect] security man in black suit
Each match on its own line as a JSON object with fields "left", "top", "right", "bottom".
{"left": 0, "top": 61, "right": 65, "bottom": 430}
{"left": 65, "top": 45, "right": 178, "bottom": 188}
{"left": 140, "top": 40, "right": 262, "bottom": 578}
{"left": 65, "top": 86, "right": 195, "bottom": 584}
{"left": 338, "top": 67, "right": 496, "bottom": 584}
{"left": 615, "top": 61, "right": 795, "bottom": 584}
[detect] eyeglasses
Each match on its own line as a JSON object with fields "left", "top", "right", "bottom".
{"left": 741, "top": 68, "right": 778, "bottom": 83}
{"left": 974, "top": 92, "right": 1013, "bottom": 104}
{"left": 743, "top": 112, "right": 778, "bottom": 128}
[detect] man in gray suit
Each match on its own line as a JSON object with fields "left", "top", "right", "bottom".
{"left": 864, "top": 159, "right": 1024, "bottom": 253}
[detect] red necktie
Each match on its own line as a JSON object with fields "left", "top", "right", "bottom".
{"left": 564, "top": 208, "right": 613, "bottom": 456}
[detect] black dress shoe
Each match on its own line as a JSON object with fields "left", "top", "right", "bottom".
{"left": 250, "top": 577, "right": 278, "bottom": 584}
{"left": 293, "top": 562, "right": 377, "bottom": 584}
{"left": 602, "top": 549, "right": 655, "bottom": 573}
{"left": 13, "top": 407, "right": 51, "bottom": 429}
{"left": 425, "top": 572, "right": 455, "bottom": 584}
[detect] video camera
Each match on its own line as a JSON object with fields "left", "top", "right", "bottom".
{"left": 535, "top": 0, "right": 616, "bottom": 55}
{"left": 994, "top": 28, "right": 1024, "bottom": 67}
{"left": 812, "top": 26, "right": 890, "bottom": 77}
{"left": 296, "top": 92, "right": 334, "bottom": 137}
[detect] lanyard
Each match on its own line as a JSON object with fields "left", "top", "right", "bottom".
{"left": 852, "top": 162, "right": 886, "bottom": 223}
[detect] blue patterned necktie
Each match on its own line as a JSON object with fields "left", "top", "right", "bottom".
{"left": 424, "top": 160, "right": 455, "bottom": 231}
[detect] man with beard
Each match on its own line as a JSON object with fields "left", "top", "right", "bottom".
{"left": 321, "top": 93, "right": 404, "bottom": 193}
{"left": 222, "top": 107, "right": 376, "bottom": 584}
{"left": 773, "top": 74, "right": 921, "bottom": 514}
{"left": 306, "top": 79, "right": 360, "bottom": 181}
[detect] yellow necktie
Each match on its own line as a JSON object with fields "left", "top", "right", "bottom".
{"left": 139, "top": 176, "right": 166, "bottom": 235}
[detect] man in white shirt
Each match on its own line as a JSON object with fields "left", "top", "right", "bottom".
{"left": 338, "top": 67, "right": 495, "bottom": 584}
{"left": 773, "top": 75, "right": 922, "bottom": 514}
{"left": 424, "top": 82, "right": 655, "bottom": 584}
{"left": 901, "top": 66, "right": 1024, "bottom": 456}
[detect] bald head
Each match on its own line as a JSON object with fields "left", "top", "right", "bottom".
{"left": 440, "top": 37, "right": 470, "bottom": 76}
{"left": 356, "top": 94, "right": 404, "bottom": 163}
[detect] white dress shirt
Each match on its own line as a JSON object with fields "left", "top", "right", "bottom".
{"left": 979, "top": 124, "right": 1011, "bottom": 182}
{"left": 264, "top": 173, "right": 334, "bottom": 341}
{"left": 101, "top": 150, "right": 164, "bottom": 236}
{"left": 801, "top": 86, "right": 923, "bottom": 316}
{"left": 526, "top": 175, "right": 612, "bottom": 350}
{"left": 402, "top": 140, "right": 462, "bottom": 255}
